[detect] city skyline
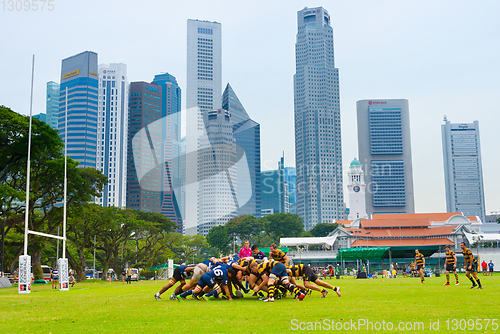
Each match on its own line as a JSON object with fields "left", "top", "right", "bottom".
{"left": 1, "top": 1, "right": 499, "bottom": 215}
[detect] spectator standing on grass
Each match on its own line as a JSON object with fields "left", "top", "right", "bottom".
{"left": 488, "top": 260, "right": 494, "bottom": 276}
{"left": 126, "top": 267, "right": 132, "bottom": 284}
{"left": 481, "top": 260, "right": 488, "bottom": 276}
{"left": 51, "top": 265, "right": 59, "bottom": 289}
{"left": 122, "top": 268, "right": 126, "bottom": 284}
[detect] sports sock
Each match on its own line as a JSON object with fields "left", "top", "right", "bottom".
{"left": 476, "top": 279, "right": 482, "bottom": 287}
{"left": 245, "top": 281, "right": 249, "bottom": 289}
{"left": 174, "top": 285, "right": 183, "bottom": 295}
{"left": 454, "top": 274, "right": 459, "bottom": 283}
{"left": 206, "top": 290, "right": 218, "bottom": 297}
{"left": 333, "top": 287, "right": 338, "bottom": 292}
{"left": 446, "top": 274, "right": 450, "bottom": 283}
{"left": 257, "top": 291, "right": 265, "bottom": 298}
{"left": 292, "top": 285, "right": 301, "bottom": 295}
{"left": 179, "top": 290, "right": 193, "bottom": 298}
{"left": 268, "top": 285, "right": 276, "bottom": 299}
{"left": 469, "top": 277, "right": 475, "bottom": 285}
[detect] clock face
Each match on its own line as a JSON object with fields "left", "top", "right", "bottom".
{"left": 353, "top": 186, "right": 360, "bottom": 193}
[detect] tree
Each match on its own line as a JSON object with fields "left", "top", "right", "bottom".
{"left": 161, "top": 233, "right": 208, "bottom": 264}
{"left": 206, "top": 225, "right": 230, "bottom": 255}
{"left": 310, "top": 222, "right": 338, "bottom": 237}
{"left": 264, "top": 213, "right": 304, "bottom": 240}
{"left": 226, "top": 215, "right": 264, "bottom": 243}
{"left": 0, "top": 106, "right": 107, "bottom": 275}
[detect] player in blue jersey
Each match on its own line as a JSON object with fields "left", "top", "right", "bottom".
{"left": 179, "top": 264, "right": 233, "bottom": 301}
{"left": 251, "top": 245, "right": 268, "bottom": 261}
{"left": 154, "top": 264, "right": 195, "bottom": 301}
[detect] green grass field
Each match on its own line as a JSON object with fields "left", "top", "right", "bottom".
{"left": 1, "top": 274, "right": 500, "bottom": 333}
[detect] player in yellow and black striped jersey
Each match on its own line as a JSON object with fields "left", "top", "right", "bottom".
{"left": 415, "top": 249, "right": 425, "bottom": 283}
{"left": 287, "top": 264, "right": 341, "bottom": 298}
{"left": 269, "top": 243, "right": 289, "bottom": 266}
{"left": 250, "top": 260, "right": 307, "bottom": 302}
{"left": 443, "top": 245, "right": 459, "bottom": 285}
{"left": 236, "top": 259, "right": 266, "bottom": 297}
{"left": 460, "top": 242, "right": 482, "bottom": 289}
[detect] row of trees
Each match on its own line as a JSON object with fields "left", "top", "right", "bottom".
{"left": 0, "top": 106, "right": 207, "bottom": 281}
{"left": 206, "top": 213, "right": 338, "bottom": 254}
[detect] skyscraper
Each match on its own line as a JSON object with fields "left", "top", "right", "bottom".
{"left": 185, "top": 19, "right": 222, "bottom": 235}
{"left": 356, "top": 99, "right": 415, "bottom": 215}
{"left": 46, "top": 81, "right": 59, "bottom": 130}
{"left": 222, "top": 83, "right": 261, "bottom": 217}
{"left": 284, "top": 167, "right": 297, "bottom": 214}
{"left": 442, "top": 118, "right": 485, "bottom": 222}
{"left": 261, "top": 156, "right": 289, "bottom": 215}
{"left": 126, "top": 82, "right": 163, "bottom": 213}
{"left": 197, "top": 108, "right": 238, "bottom": 236}
{"left": 152, "top": 73, "right": 183, "bottom": 231}
{"left": 59, "top": 51, "right": 98, "bottom": 169}
{"left": 294, "top": 7, "right": 344, "bottom": 230}
{"left": 96, "top": 63, "right": 128, "bottom": 208}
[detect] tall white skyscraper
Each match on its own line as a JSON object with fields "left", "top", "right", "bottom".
{"left": 96, "top": 63, "right": 128, "bottom": 208}
{"left": 294, "top": 7, "right": 344, "bottom": 231}
{"left": 185, "top": 19, "right": 223, "bottom": 235}
{"left": 357, "top": 99, "right": 415, "bottom": 216}
{"left": 442, "top": 118, "right": 485, "bottom": 223}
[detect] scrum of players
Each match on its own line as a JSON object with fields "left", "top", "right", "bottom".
{"left": 154, "top": 243, "right": 341, "bottom": 303}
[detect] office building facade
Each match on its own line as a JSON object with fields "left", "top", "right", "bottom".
{"left": 222, "top": 83, "right": 261, "bottom": 217}
{"left": 442, "top": 119, "right": 486, "bottom": 223}
{"left": 59, "top": 51, "right": 99, "bottom": 169}
{"left": 197, "top": 109, "right": 237, "bottom": 236}
{"left": 356, "top": 99, "right": 415, "bottom": 216}
{"left": 294, "top": 7, "right": 344, "bottom": 230}
{"left": 96, "top": 63, "right": 128, "bottom": 208}
{"left": 185, "top": 19, "right": 222, "bottom": 235}
{"left": 46, "top": 81, "right": 60, "bottom": 129}
{"left": 126, "top": 82, "right": 163, "bottom": 213}
{"left": 152, "top": 73, "right": 183, "bottom": 231}
{"left": 261, "top": 156, "right": 289, "bottom": 215}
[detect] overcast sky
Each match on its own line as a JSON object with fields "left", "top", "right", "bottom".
{"left": 1, "top": 0, "right": 499, "bottom": 215}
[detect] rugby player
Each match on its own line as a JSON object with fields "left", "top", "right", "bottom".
{"left": 287, "top": 263, "right": 341, "bottom": 298}
{"left": 187, "top": 264, "right": 232, "bottom": 301}
{"left": 251, "top": 245, "right": 268, "bottom": 261}
{"left": 249, "top": 260, "right": 306, "bottom": 302}
{"left": 414, "top": 249, "right": 425, "bottom": 283}
{"left": 443, "top": 245, "right": 459, "bottom": 286}
{"left": 269, "top": 243, "right": 289, "bottom": 266}
{"left": 461, "top": 242, "right": 482, "bottom": 289}
{"left": 166, "top": 258, "right": 219, "bottom": 300}
{"left": 154, "top": 264, "right": 195, "bottom": 300}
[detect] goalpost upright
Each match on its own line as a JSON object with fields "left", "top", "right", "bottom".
{"left": 19, "top": 58, "right": 69, "bottom": 293}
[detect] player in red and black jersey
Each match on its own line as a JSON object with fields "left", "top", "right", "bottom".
{"left": 443, "top": 245, "right": 459, "bottom": 286}
{"left": 461, "top": 242, "right": 482, "bottom": 289}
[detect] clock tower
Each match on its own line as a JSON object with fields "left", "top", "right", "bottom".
{"left": 347, "top": 158, "right": 368, "bottom": 220}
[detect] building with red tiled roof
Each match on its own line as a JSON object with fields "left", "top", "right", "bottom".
{"left": 327, "top": 212, "right": 481, "bottom": 257}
